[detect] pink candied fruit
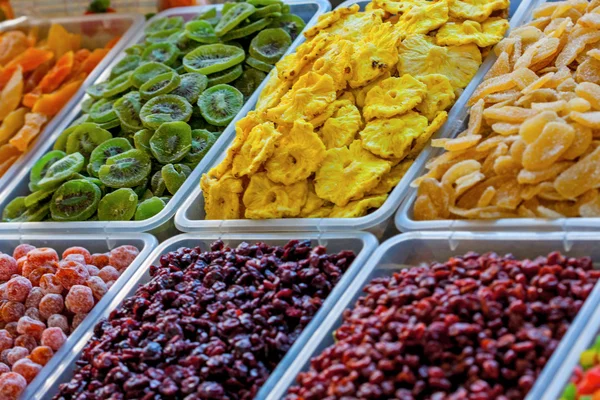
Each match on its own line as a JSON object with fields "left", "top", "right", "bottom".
{"left": 6, "top": 276, "right": 31, "bottom": 303}
{"left": 14, "top": 335, "right": 37, "bottom": 353}
{"left": 24, "top": 287, "right": 43, "bottom": 309}
{"left": 15, "top": 257, "right": 26, "bottom": 275}
{"left": 47, "top": 314, "right": 68, "bottom": 334}
{"left": 24, "top": 307, "right": 40, "bottom": 322}
{"left": 29, "top": 345, "right": 53, "bottom": 366}
{"left": 86, "top": 276, "right": 107, "bottom": 300}
{"left": 91, "top": 253, "right": 110, "bottom": 268}
{"left": 85, "top": 265, "right": 99, "bottom": 277}
{"left": 41, "top": 327, "right": 66, "bottom": 351}
{"left": 0, "top": 255, "right": 17, "bottom": 281}
{"left": 1, "top": 302, "right": 24, "bottom": 323}
{"left": 62, "top": 247, "right": 92, "bottom": 265}
{"left": 5, "top": 347, "right": 28, "bottom": 366}
{"left": 12, "top": 244, "right": 35, "bottom": 260}
{"left": 71, "top": 313, "right": 87, "bottom": 332}
{"left": 0, "top": 362, "right": 8, "bottom": 374}
{"left": 0, "top": 371, "right": 26, "bottom": 399}
{"left": 97, "top": 266, "right": 119, "bottom": 283}
{"left": 4, "top": 323, "right": 16, "bottom": 339}
{"left": 65, "top": 285, "right": 94, "bottom": 314}
{"left": 39, "top": 274, "right": 63, "bottom": 295}
{"left": 12, "top": 357, "right": 42, "bottom": 382}
{"left": 16, "top": 317, "right": 45, "bottom": 341}
{"left": 108, "top": 245, "right": 139, "bottom": 271}
{"left": 55, "top": 260, "right": 89, "bottom": 290}
{"left": 39, "top": 294, "right": 64, "bottom": 320}
{"left": 0, "top": 330, "right": 13, "bottom": 352}
{"left": 26, "top": 248, "right": 59, "bottom": 269}
{"left": 63, "top": 254, "right": 86, "bottom": 265}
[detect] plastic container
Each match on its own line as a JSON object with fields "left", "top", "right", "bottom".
{"left": 0, "top": 1, "right": 329, "bottom": 241}
{"left": 36, "top": 231, "right": 377, "bottom": 400}
{"left": 395, "top": 0, "right": 586, "bottom": 234}
{"left": 0, "top": 232, "right": 157, "bottom": 400}
{"left": 263, "top": 230, "right": 600, "bottom": 400}
{"left": 0, "top": 13, "right": 145, "bottom": 194}
{"left": 174, "top": 0, "right": 534, "bottom": 239}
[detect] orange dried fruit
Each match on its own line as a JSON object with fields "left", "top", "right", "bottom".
{"left": 0, "top": 107, "right": 27, "bottom": 144}
{"left": 522, "top": 121, "right": 575, "bottom": 171}
{"left": 79, "top": 48, "right": 109, "bottom": 75}
{"left": 5, "top": 48, "right": 54, "bottom": 73}
{"left": 32, "top": 79, "right": 82, "bottom": 117}
{"left": 0, "top": 66, "right": 23, "bottom": 121}
{"left": 38, "top": 51, "right": 74, "bottom": 93}
{"left": 46, "top": 24, "right": 74, "bottom": 60}
{"left": 9, "top": 112, "right": 47, "bottom": 152}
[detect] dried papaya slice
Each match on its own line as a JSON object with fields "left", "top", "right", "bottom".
{"left": 0, "top": 143, "right": 20, "bottom": 160}
{"left": 22, "top": 87, "right": 41, "bottom": 109}
{"left": 23, "top": 60, "right": 52, "bottom": 93}
{"left": 38, "top": 51, "right": 74, "bottom": 93}
{"left": 5, "top": 47, "right": 54, "bottom": 73}
{"left": 0, "top": 107, "right": 27, "bottom": 144}
{"left": 79, "top": 48, "right": 109, "bottom": 75}
{"left": 9, "top": 112, "right": 48, "bottom": 151}
{"left": 32, "top": 79, "right": 82, "bottom": 117}
{"left": 0, "top": 67, "right": 23, "bottom": 121}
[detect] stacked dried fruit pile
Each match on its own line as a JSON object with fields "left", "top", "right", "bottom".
{"left": 412, "top": 0, "right": 600, "bottom": 221}
{"left": 0, "top": 24, "right": 113, "bottom": 177}
{"left": 53, "top": 240, "right": 355, "bottom": 399}
{"left": 286, "top": 251, "right": 599, "bottom": 399}
{"left": 2, "top": 1, "right": 303, "bottom": 223}
{"left": 0, "top": 243, "right": 139, "bottom": 399}
{"left": 561, "top": 334, "right": 600, "bottom": 399}
{"left": 201, "top": 0, "right": 510, "bottom": 220}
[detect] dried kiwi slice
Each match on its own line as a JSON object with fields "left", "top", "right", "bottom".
{"left": 103, "top": 72, "right": 134, "bottom": 98}
{"left": 150, "top": 170, "right": 166, "bottom": 196}
{"left": 171, "top": 73, "right": 208, "bottom": 104}
{"left": 2, "top": 197, "right": 27, "bottom": 222}
{"left": 114, "top": 91, "right": 144, "bottom": 132}
{"left": 37, "top": 152, "right": 85, "bottom": 190}
{"left": 125, "top": 44, "right": 144, "bottom": 56}
{"left": 29, "top": 150, "right": 66, "bottom": 192}
{"left": 86, "top": 81, "right": 110, "bottom": 99}
{"left": 183, "top": 44, "right": 244, "bottom": 75}
{"left": 66, "top": 123, "right": 113, "bottom": 159}
{"left": 131, "top": 62, "right": 175, "bottom": 88}
{"left": 97, "top": 188, "right": 138, "bottom": 221}
{"left": 250, "top": 3, "right": 282, "bottom": 20}
{"left": 81, "top": 97, "right": 95, "bottom": 114}
{"left": 185, "top": 129, "right": 216, "bottom": 165}
{"left": 249, "top": 28, "right": 291, "bottom": 63}
{"left": 220, "top": 17, "right": 274, "bottom": 42}
{"left": 140, "top": 71, "right": 181, "bottom": 100}
{"left": 193, "top": 8, "right": 217, "bottom": 21}
{"left": 248, "top": 0, "right": 281, "bottom": 6}
{"left": 145, "top": 17, "right": 170, "bottom": 34}
{"left": 146, "top": 28, "right": 179, "bottom": 44}
{"left": 198, "top": 84, "right": 243, "bottom": 127}
{"left": 135, "top": 197, "right": 165, "bottom": 221}
{"left": 133, "top": 129, "right": 153, "bottom": 154}
{"left": 269, "top": 14, "right": 306, "bottom": 40}
{"left": 215, "top": 3, "right": 256, "bottom": 37}
{"left": 163, "top": 16, "right": 185, "bottom": 31}
{"left": 246, "top": 56, "right": 274, "bottom": 73}
{"left": 98, "top": 119, "right": 121, "bottom": 130}
{"left": 88, "top": 137, "right": 133, "bottom": 178}
{"left": 53, "top": 126, "right": 77, "bottom": 152}
{"left": 110, "top": 55, "right": 141, "bottom": 79}
{"left": 207, "top": 64, "right": 243, "bottom": 87}
{"left": 89, "top": 98, "right": 118, "bottom": 123}
{"left": 139, "top": 94, "right": 193, "bottom": 129}
{"left": 99, "top": 149, "right": 152, "bottom": 188}
{"left": 162, "top": 163, "right": 191, "bottom": 195}
{"left": 69, "top": 114, "right": 91, "bottom": 128}
{"left": 141, "top": 43, "right": 179, "bottom": 66}
{"left": 140, "top": 189, "right": 154, "bottom": 201}
{"left": 185, "top": 20, "right": 218, "bottom": 44}
{"left": 50, "top": 179, "right": 102, "bottom": 221}
{"left": 149, "top": 121, "right": 192, "bottom": 164}
{"left": 233, "top": 67, "right": 267, "bottom": 97}
{"left": 24, "top": 189, "right": 54, "bottom": 208}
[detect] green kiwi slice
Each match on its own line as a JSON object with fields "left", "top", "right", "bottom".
{"left": 145, "top": 17, "right": 170, "bottom": 35}
{"left": 140, "top": 71, "right": 181, "bottom": 100}
{"left": 110, "top": 55, "right": 141, "bottom": 79}
{"left": 185, "top": 129, "right": 216, "bottom": 165}
{"left": 81, "top": 97, "right": 95, "bottom": 114}
{"left": 102, "top": 72, "right": 134, "bottom": 98}
{"left": 99, "top": 149, "right": 152, "bottom": 188}
{"left": 97, "top": 188, "right": 138, "bottom": 221}
{"left": 270, "top": 14, "right": 306, "bottom": 40}
{"left": 131, "top": 62, "right": 175, "bottom": 88}
{"left": 250, "top": 3, "right": 282, "bottom": 20}
{"left": 198, "top": 84, "right": 243, "bottom": 127}
{"left": 24, "top": 188, "right": 54, "bottom": 208}
{"left": 246, "top": 56, "right": 274, "bottom": 73}
{"left": 133, "top": 129, "right": 153, "bottom": 154}
{"left": 249, "top": 28, "right": 291, "bottom": 63}
{"left": 114, "top": 91, "right": 144, "bottom": 132}
{"left": 207, "top": 64, "right": 243, "bottom": 87}
{"left": 162, "top": 163, "right": 192, "bottom": 195}
{"left": 185, "top": 20, "right": 218, "bottom": 44}
{"left": 183, "top": 44, "right": 244, "bottom": 75}
{"left": 135, "top": 197, "right": 165, "bottom": 221}
{"left": 215, "top": 3, "right": 256, "bottom": 37}
{"left": 86, "top": 81, "right": 110, "bottom": 99}
{"left": 132, "top": 178, "right": 149, "bottom": 198}
{"left": 162, "top": 16, "right": 185, "bottom": 31}
{"left": 69, "top": 114, "right": 91, "bottom": 128}
{"left": 171, "top": 73, "right": 208, "bottom": 104}
{"left": 53, "top": 126, "right": 77, "bottom": 152}
{"left": 220, "top": 17, "right": 274, "bottom": 42}
{"left": 140, "top": 189, "right": 154, "bottom": 201}
{"left": 149, "top": 121, "right": 192, "bottom": 163}
{"left": 88, "top": 137, "right": 133, "bottom": 177}
{"left": 139, "top": 94, "right": 193, "bottom": 129}
{"left": 98, "top": 119, "right": 121, "bottom": 130}
{"left": 89, "top": 98, "right": 118, "bottom": 123}
{"left": 281, "top": 4, "right": 290, "bottom": 13}
{"left": 125, "top": 44, "right": 144, "bottom": 56}
{"left": 233, "top": 67, "right": 267, "bottom": 97}
{"left": 146, "top": 28, "right": 179, "bottom": 45}
{"left": 66, "top": 123, "right": 113, "bottom": 159}
{"left": 50, "top": 179, "right": 102, "bottom": 221}
{"left": 222, "top": 2, "right": 237, "bottom": 15}
{"left": 2, "top": 197, "right": 27, "bottom": 222}
{"left": 193, "top": 8, "right": 217, "bottom": 21}
{"left": 150, "top": 170, "right": 166, "bottom": 196}
{"left": 29, "top": 150, "right": 66, "bottom": 192}
{"left": 141, "top": 43, "right": 179, "bottom": 66}
{"left": 248, "top": 0, "right": 282, "bottom": 6}
{"left": 37, "top": 152, "right": 85, "bottom": 190}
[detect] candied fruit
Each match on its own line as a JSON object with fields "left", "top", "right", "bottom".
{"left": 64, "top": 285, "right": 93, "bottom": 314}
{"left": 41, "top": 327, "right": 66, "bottom": 351}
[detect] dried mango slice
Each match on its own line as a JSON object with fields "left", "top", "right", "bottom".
{"left": 449, "top": 0, "right": 510, "bottom": 22}
{"left": 0, "top": 32, "right": 29, "bottom": 66}
{"left": 0, "top": 155, "right": 18, "bottom": 176}
{"left": 265, "top": 120, "right": 326, "bottom": 185}
{"left": 9, "top": 112, "right": 48, "bottom": 152}
{"left": 243, "top": 173, "right": 308, "bottom": 219}
{"left": 437, "top": 18, "right": 509, "bottom": 47}
{"left": 24, "top": 60, "right": 52, "bottom": 93}
{"left": 397, "top": 1, "right": 449, "bottom": 38}
{"left": 47, "top": 23, "right": 74, "bottom": 59}
{"left": 0, "top": 107, "right": 26, "bottom": 144}
{"left": 5, "top": 48, "right": 54, "bottom": 73}
{"left": 416, "top": 74, "right": 455, "bottom": 121}
{"left": 360, "top": 111, "right": 428, "bottom": 159}
{"left": 0, "top": 66, "right": 23, "bottom": 121}
{"left": 79, "top": 48, "right": 109, "bottom": 75}
{"left": 32, "top": 79, "right": 82, "bottom": 116}
{"left": 201, "top": 172, "right": 244, "bottom": 220}
{"left": 38, "top": 51, "right": 74, "bottom": 93}
{"left": 329, "top": 194, "right": 388, "bottom": 218}
{"left": 363, "top": 75, "right": 426, "bottom": 121}
{"left": 231, "top": 122, "right": 281, "bottom": 178}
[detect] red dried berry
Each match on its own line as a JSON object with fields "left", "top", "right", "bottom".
{"left": 5, "top": 347, "right": 28, "bottom": 366}
{"left": 0, "top": 362, "right": 9, "bottom": 374}
{"left": 14, "top": 335, "right": 37, "bottom": 353}
{"left": 41, "top": 327, "right": 67, "bottom": 352}
{"left": 26, "top": 248, "right": 59, "bottom": 270}
{"left": 86, "top": 276, "right": 107, "bottom": 300}
{"left": 1, "top": 302, "right": 24, "bottom": 323}
{"left": 85, "top": 265, "right": 99, "bottom": 277}
{"left": 24, "top": 288, "right": 43, "bottom": 309}
{"left": 0, "top": 330, "right": 13, "bottom": 352}
{"left": 47, "top": 314, "right": 68, "bottom": 334}
{"left": 70, "top": 313, "right": 87, "bottom": 332}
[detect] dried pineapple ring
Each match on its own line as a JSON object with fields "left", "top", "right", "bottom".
{"left": 277, "top": 33, "right": 335, "bottom": 83}
{"left": 368, "top": 159, "right": 414, "bottom": 196}
{"left": 315, "top": 140, "right": 391, "bottom": 207}
{"left": 243, "top": 173, "right": 308, "bottom": 219}
{"left": 300, "top": 182, "right": 333, "bottom": 218}
{"left": 201, "top": 173, "right": 244, "bottom": 220}
{"left": 266, "top": 72, "right": 336, "bottom": 124}
{"left": 436, "top": 18, "right": 509, "bottom": 47}
{"left": 449, "top": 0, "right": 510, "bottom": 23}
{"left": 256, "top": 67, "right": 292, "bottom": 112}
{"left": 373, "top": 0, "right": 434, "bottom": 14}
{"left": 363, "top": 75, "right": 427, "bottom": 121}
{"left": 397, "top": 1, "right": 449, "bottom": 38}
{"left": 360, "top": 111, "right": 428, "bottom": 159}
{"left": 312, "top": 38, "right": 354, "bottom": 91}
{"left": 398, "top": 34, "right": 482, "bottom": 90}
{"left": 318, "top": 9, "right": 386, "bottom": 41}
{"left": 408, "top": 111, "right": 448, "bottom": 159}
{"left": 232, "top": 122, "right": 281, "bottom": 178}
{"left": 329, "top": 194, "right": 388, "bottom": 218}
{"left": 304, "top": 4, "right": 360, "bottom": 39}
{"left": 416, "top": 74, "right": 455, "bottom": 121}
{"left": 321, "top": 103, "right": 362, "bottom": 150}
{"left": 265, "top": 120, "right": 325, "bottom": 185}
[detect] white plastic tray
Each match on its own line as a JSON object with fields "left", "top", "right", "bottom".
{"left": 0, "top": 1, "right": 330, "bottom": 241}
{"left": 35, "top": 231, "right": 378, "bottom": 399}
{"left": 0, "top": 13, "right": 145, "bottom": 194}
{"left": 174, "top": 0, "right": 535, "bottom": 239}
{"left": 264, "top": 231, "right": 600, "bottom": 400}
{"left": 0, "top": 232, "right": 158, "bottom": 400}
